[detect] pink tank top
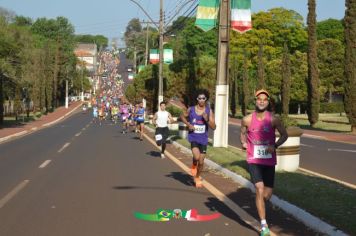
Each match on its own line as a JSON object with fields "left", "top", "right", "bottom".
{"left": 247, "top": 111, "right": 276, "bottom": 166}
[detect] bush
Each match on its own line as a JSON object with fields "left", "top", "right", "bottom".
{"left": 166, "top": 105, "right": 182, "bottom": 117}
{"left": 279, "top": 114, "right": 298, "bottom": 128}
{"left": 319, "top": 102, "right": 344, "bottom": 113}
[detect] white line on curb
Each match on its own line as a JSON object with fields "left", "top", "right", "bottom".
{"left": 327, "top": 148, "right": 356, "bottom": 153}
{"left": 58, "top": 142, "right": 70, "bottom": 153}
{"left": 0, "top": 180, "right": 30, "bottom": 209}
{"left": 39, "top": 160, "right": 52, "bottom": 168}
{"left": 75, "top": 132, "right": 81, "bottom": 137}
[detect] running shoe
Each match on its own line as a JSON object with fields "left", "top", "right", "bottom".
{"left": 194, "top": 177, "right": 203, "bottom": 188}
{"left": 191, "top": 164, "right": 198, "bottom": 177}
{"left": 260, "top": 226, "right": 270, "bottom": 236}
{"left": 161, "top": 154, "right": 165, "bottom": 159}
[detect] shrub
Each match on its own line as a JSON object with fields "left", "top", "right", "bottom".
{"left": 319, "top": 102, "right": 344, "bottom": 113}
{"left": 166, "top": 105, "right": 182, "bottom": 117}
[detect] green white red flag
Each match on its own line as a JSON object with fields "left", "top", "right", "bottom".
{"left": 230, "top": 0, "right": 252, "bottom": 33}
{"left": 195, "top": 0, "right": 219, "bottom": 32}
{"left": 149, "top": 49, "right": 159, "bottom": 64}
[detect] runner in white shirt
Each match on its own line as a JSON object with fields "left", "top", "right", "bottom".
{"left": 153, "top": 101, "right": 174, "bottom": 159}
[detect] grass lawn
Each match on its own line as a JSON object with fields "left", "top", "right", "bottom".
{"left": 3, "top": 112, "right": 42, "bottom": 126}
{"left": 296, "top": 119, "right": 351, "bottom": 133}
{"left": 174, "top": 135, "right": 355, "bottom": 235}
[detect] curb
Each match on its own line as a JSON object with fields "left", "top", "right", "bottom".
{"left": 0, "top": 102, "right": 82, "bottom": 144}
{"left": 145, "top": 126, "right": 348, "bottom": 236}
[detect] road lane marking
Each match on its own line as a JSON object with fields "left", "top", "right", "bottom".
{"left": 298, "top": 167, "right": 356, "bottom": 189}
{"left": 58, "top": 142, "right": 70, "bottom": 153}
{"left": 327, "top": 148, "right": 356, "bottom": 153}
{"left": 302, "top": 134, "right": 326, "bottom": 140}
{"left": 300, "top": 143, "right": 314, "bottom": 147}
{"left": 143, "top": 133, "right": 275, "bottom": 236}
{"left": 75, "top": 132, "right": 82, "bottom": 137}
{"left": 0, "top": 180, "right": 30, "bottom": 209}
{"left": 39, "top": 160, "right": 52, "bottom": 168}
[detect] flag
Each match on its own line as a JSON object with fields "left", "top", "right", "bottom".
{"left": 149, "top": 49, "right": 159, "bottom": 64}
{"left": 195, "top": 0, "right": 219, "bottom": 32}
{"left": 231, "top": 0, "right": 252, "bottom": 33}
{"left": 128, "top": 73, "right": 134, "bottom": 80}
{"left": 163, "top": 49, "right": 173, "bottom": 64}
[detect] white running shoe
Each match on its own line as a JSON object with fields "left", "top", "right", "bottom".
{"left": 161, "top": 154, "right": 165, "bottom": 159}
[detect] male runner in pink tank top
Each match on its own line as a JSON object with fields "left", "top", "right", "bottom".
{"left": 240, "top": 89, "right": 288, "bottom": 236}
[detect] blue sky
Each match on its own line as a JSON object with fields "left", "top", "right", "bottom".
{"left": 0, "top": 0, "right": 345, "bottom": 46}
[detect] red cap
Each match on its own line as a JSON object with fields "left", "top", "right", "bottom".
{"left": 255, "top": 89, "right": 270, "bottom": 98}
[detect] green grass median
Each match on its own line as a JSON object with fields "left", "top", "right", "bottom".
{"left": 172, "top": 134, "right": 355, "bottom": 235}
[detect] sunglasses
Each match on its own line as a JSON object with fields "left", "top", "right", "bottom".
{"left": 197, "top": 97, "right": 206, "bottom": 101}
{"left": 255, "top": 97, "right": 270, "bottom": 102}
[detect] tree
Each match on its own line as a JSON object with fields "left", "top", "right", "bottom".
{"left": 257, "top": 44, "right": 266, "bottom": 89}
{"left": 281, "top": 43, "right": 291, "bottom": 115}
{"left": 307, "top": 0, "right": 320, "bottom": 127}
{"left": 242, "top": 52, "right": 250, "bottom": 116}
{"left": 317, "top": 18, "right": 344, "bottom": 42}
{"left": 344, "top": 0, "right": 356, "bottom": 133}
{"left": 75, "top": 34, "right": 108, "bottom": 50}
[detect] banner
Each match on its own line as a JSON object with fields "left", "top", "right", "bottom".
{"left": 231, "top": 0, "right": 252, "bottom": 33}
{"left": 149, "top": 49, "right": 159, "bottom": 64}
{"left": 163, "top": 49, "right": 173, "bottom": 64}
{"left": 195, "top": 0, "right": 219, "bottom": 32}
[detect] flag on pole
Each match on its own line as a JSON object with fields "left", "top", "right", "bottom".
{"left": 231, "top": 0, "right": 252, "bottom": 33}
{"left": 149, "top": 49, "right": 159, "bottom": 64}
{"left": 163, "top": 49, "right": 173, "bottom": 64}
{"left": 128, "top": 73, "right": 134, "bottom": 80}
{"left": 195, "top": 0, "right": 220, "bottom": 32}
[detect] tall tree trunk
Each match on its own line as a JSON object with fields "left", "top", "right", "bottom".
{"left": 257, "top": 44, "right": 266, "bottom": 90}
{"left": 52, "top": 40, "right": 60, "bottom": 109}
{"left": 0, "top": 73, "right": 4, "bottom": 126}
{"left": 242, "top": 52, "right": 249, "bottom": 116}
{"left": 344, "top": 0, "right": 356, "bottom": 134}
{"left": 307, "top": 0, "right": 320, "bottom": 127}
{"left": 281, "top": 43, "right": 291, "bottom": 116}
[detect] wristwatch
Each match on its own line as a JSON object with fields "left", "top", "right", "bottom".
{"left": 274, "top": 144, "right": 279, "bottom": 149}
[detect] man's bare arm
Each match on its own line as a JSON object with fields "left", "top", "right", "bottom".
{"left": 208, "top": 110, "right": 216, "bottom": 130}
{"left": 240, "top": 117, "right": 248, "bottom": 149}
{"left": 273, "top": 117, "right": 288, "bottom": 148}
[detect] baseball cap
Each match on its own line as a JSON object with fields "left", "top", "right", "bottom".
{"left": 255, "top": 89, "right": 270, "bottom": 98}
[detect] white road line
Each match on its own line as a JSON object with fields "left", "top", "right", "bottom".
{"left": 39, "top": 160, "right": 52, "bottom": 168}
{"left": 300, "top": 143, "right": 314, "bottom": 147}
{"left": 298, "top": 167, "right": 356, "bottom": 189}
{"left": 75, "top": 132, "right": 81, "bottom": 137}
{"left": 58, "top": 142, "right": 70, "bottom": 153}
{"left": 0, "top": 180, "right": 30, "bottom": 209}
{"left": 327, "top": 148, "right": 356, "bottom": 153}
{"left": 302, "top": 134, "right": 326, "bottom": 140}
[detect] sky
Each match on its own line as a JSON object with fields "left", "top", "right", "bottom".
{"left": 0, "top": 0, "right": 346, "bottom": 47}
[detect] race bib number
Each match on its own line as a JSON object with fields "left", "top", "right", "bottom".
{"left": 194, "top": 125, "right": 206, "bottom": 134}
{"left": 253, "top": 145, "right": 272, "bottom": 159}
{"left": 155, "top": 134, "right": 163, "bottom": 141}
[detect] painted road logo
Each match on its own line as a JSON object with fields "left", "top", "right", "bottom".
{"left": 134, "top": 208, "right": 221, "bottom": 222}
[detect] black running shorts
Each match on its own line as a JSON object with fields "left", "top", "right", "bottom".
{"left": 248, "top": 163, "right": 275, "bottom": 188}
{"left": 155, "top": 127, "right": 169, "bottom": 146}
{"left": 191, "top": 142, "right": 207, "bottom": 154}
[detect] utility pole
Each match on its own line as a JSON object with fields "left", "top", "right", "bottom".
{"left": 213, "top": 0, "right": 230, "bottom": 147}
{"left": 145, "top": 21, "right": 149, "bottom": 66}
{"left": 158, "top": 0, "right": 164, "bottom": 108}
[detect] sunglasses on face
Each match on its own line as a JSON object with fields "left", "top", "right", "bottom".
{"left": 256, "top": 97, "right": 269, "bottom": 102}
{"left": 197, "top": 97, "right": 206, "bottom": 101}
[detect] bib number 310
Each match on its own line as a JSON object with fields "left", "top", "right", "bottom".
{"left": 253, "top": 145, "right": 272, "bottom": 159}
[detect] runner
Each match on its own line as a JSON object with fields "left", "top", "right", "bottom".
{"left": 98, "top": 105, "right": 105, "bottom": 126}
{"left": 135, "top": 102, "right": 145, "bottom": 141}
{"left": 180, "top": 89, "right": 216, "bottom": 188}
{"left": 153, "top": 101, "right": 174, "bottom": 159}
{"left": 240, "top": 89, "right": 288, "bottom": 236}
{"left": 92, "top": 105, "right": 98, "bottom": 123}
{"left": 120, "top": 102, "right": 130, "bottom": 134}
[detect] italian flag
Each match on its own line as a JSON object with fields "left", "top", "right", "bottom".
{"left": 195, "top": 0, "right": 219, "bottom": 32}
{"left": 149, "top": 49, "right": 159, "bottom": 64}
{"left": 128, "top": 73, "right": 134, "bottom": 80}
{"left": 163, "top": 49, "right": 173, "bottom": 64}
{"left": 231, "top": 0, "right": 252, "bottom": 33}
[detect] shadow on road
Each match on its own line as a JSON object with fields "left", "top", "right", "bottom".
{"left": 146, "top": 151, "right": 161, "bottom": 158}
{"left": 165, "top": 172, "right": 194, "bottom": 187}
{"left": 112, "top": 185, "right": 210, "bottom": 196}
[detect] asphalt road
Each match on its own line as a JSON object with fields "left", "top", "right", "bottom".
{"left": 212, "top": 124, "right": 356, "bottom": 185}
{"left": 0, "top": 111, "right": 258, "bottom": 236}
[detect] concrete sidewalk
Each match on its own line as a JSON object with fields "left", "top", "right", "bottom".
{"left": 0, "top": 101, "right": 83, "bottom": 143}
{"left": 169, "top": 100, "right": 356, "bottom": 145}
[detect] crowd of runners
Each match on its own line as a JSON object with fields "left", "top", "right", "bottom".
{"left": 88, "top": 49, "right": 288, "bottom": 236}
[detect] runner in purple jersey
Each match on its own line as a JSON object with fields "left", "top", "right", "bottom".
{"left": 240, "top": 89, "right": 288, "bottom": 236}
{"left": 180, "top": 89, "right": 216, "bottom": 188}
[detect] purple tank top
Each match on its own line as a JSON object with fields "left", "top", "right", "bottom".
{"left": 188, "top": 106, "right": 209, "bottom": 145}
{"left": 247, "top": 111, "right": 276, "bottom": 166}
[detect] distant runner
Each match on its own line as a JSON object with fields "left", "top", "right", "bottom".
{"left": 240, "top": 89, "right": 288, "bottom": 236}
{"left": 135, "top": 102, "right": 145, "bottom": 141}
{"left": 153, "top": 101, "right": 174, "bottom": 159}
{"left": 120, "top": 102, "right": 130, "bottom": 134}
{"left": 180, "top": 89, "right": 216, "bottom": 188}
